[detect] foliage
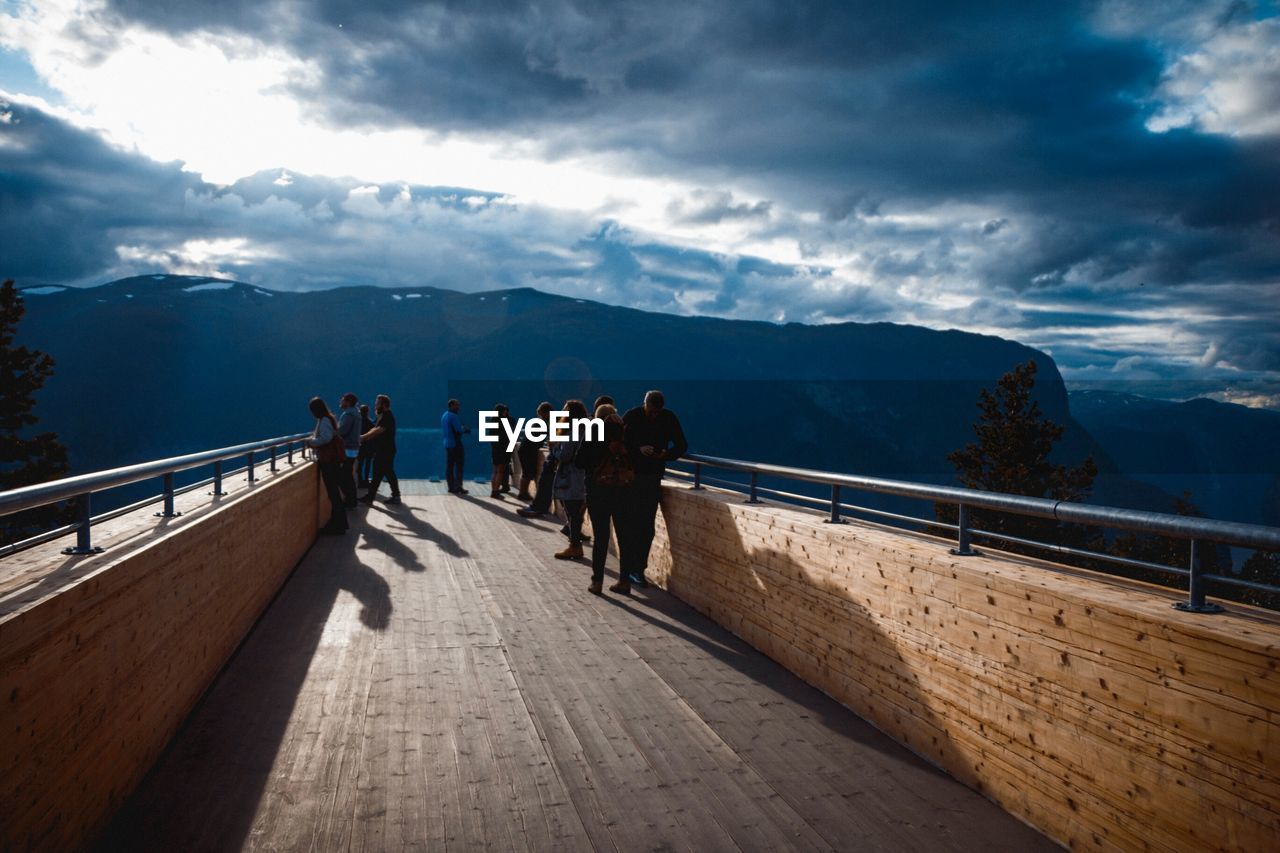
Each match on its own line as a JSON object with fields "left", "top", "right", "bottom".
{"left": 1, "top": 280, "right": 71, "bottom": 544}
{"left": 937, "top": 359, "right": 1098, "bottom": 554}
{"left": 1237, "top": 550, "right": 1280, "bottom": 610}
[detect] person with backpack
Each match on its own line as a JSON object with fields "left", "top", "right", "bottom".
{"left": 307, "top": 396, "right": 348, "bottom": 535}
{"left": 578, "top": 403, "right": 635, "bottom": 595}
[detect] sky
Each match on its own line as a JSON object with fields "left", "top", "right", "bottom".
{"left": 1, "top": 0, "right": 1278, "bottom": 405}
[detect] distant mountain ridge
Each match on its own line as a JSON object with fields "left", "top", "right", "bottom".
{"left": 9, "top": 275, "right": 1186, "bottom": 519}
{"left": 1069, "top": 390, "right": 1280, "bottom": 527}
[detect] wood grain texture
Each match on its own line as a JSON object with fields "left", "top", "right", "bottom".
{"left": 97, "top": 482, "right": 1051, "bottom": 852}
{"left": 646, "top": 482, "right": 1280, "bottom": 852}
{"left": 0, "top": 461, "right": 324, "bottom": 851}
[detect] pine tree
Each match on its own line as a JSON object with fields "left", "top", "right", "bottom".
{"left": 1, "top": 280, "right": 71, "bottom": 544}
{"left": 938, "top": 359, "right": 1098, "bottom": 552}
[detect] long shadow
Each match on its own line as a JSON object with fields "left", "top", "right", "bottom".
{"left": 93, "top": 529, "right": 392, "bottom": 851}
{"left": 456, "top": 492, "right": 566, "bottom": 532}
{"left": 630, "top": 491, "right": 1056, "bottom": 850}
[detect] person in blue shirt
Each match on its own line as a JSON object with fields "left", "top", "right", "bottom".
{"left": 442, "top": 398, "right": 470, "bottom": 495}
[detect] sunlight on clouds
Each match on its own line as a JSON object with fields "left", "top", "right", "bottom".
{"left": 1147, "top": 18, "right": 1280, "bottom": 137}
{"left": 0, "top": 0, "right": 800, "bottom": 264}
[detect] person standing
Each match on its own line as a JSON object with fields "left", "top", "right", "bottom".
{"left": 442, "top": 398, "right": 469, "bottom": 495}
{"left": 336, "top": 392, "right": 362, "bottom": 509}
{"left": 620, "top": 390, "right": 687, "bottom": 586}
{"left": 357, "top": 403, "right": 375, "bottom": 487}
{"left": 552, "top": 399, "right": 590, "bottom": 560}
{"left": 579, "top": 404, "right": 634, "bottom": 595}
{"left": 516, "top": 401, "right": 552, "bottom": 501}
{"left": 490, "top": 403, "right": 512, "bottom": 499}
{"left": 360, "top": 394, "right": 401, "bottom": 505}
{"left": 307, "top": 396, "right": 348, "bottom": 535}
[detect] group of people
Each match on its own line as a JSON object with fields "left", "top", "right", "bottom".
{"left": 307, "top": 388, "right": 688, "bottom": 597}
{"left": 307, "top": 392, "right": 400, "bottom": 535}
{"left": 495, "top": 391, "right": 687, "bottom": 596}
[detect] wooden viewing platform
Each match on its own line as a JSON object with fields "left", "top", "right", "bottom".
{"left": 90, "top": 481, "right": 1052, "bottom": 851}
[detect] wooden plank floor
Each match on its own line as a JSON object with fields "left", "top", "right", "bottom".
{"left": 98, "top": 482, "right": 1056, "bottom": 852}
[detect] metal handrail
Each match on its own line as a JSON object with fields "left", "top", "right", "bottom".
{"left": 0, "top": 433, "right": 311, "bottom": 556}
{"left": 673, "top": 452, "right": 1280, "bottom": 614}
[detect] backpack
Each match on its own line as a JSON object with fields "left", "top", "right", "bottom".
{"left": 594, "top": 439, "right": 635, "bottom": 487}
{"left": 315, "top": 415, "right": 346, "bottom": 464}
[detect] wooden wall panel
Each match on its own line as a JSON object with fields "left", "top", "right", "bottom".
{"left": 646, "top": 483, "right": 1280, "bottom": 852}
{"left": 0, "top": 463, "right": 325, "bottom": 851}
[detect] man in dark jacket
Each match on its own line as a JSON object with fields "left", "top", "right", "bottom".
{"left": 621, "top": 390, "right": 687, "bottom": 586}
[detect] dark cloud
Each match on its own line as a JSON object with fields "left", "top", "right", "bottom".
{"left": 0, "top": 100, "right": 849, "bottom": 321}
{"left": 8, "top": 1, "right": 1280, "bottom": 392}
{"left": 666, "top": 190, "right": 771, "bottom": 225}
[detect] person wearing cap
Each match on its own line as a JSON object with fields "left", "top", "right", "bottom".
{"left": 336, "top": 392, "right": 362, "bottom": 509}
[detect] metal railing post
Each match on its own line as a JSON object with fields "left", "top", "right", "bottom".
{"left": 61, "top": 493, "right": 103, "bottom": 555}
{"left": 154, "top": 472, "right": 181, "bottom": 517}
{"left": 826, "top": 484, "right": 844, "bottom": 523}
{"left": 210, "top": 460, "right": 225, "bottom": 496}
{"left": 951, "top": 503, "right": 976, "bottom": 556}
{"left": 692, "top": 463, "right": 702, "bottom": 490}
{"left": 1174, "top": 539, "right": 1224, "bottom": 613}
{"left": 270, "top": 446, "right": 278, "bottom": 473}
{"left": 246, "top": 451, "right": 256, "bottom": 483}
{"left": 287, "top": 442, "right": 294, "bottom": 465}
{"left": 746, "top": 472, "right": 761, "bottom": 504}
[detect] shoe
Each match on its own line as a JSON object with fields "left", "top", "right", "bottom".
{"left": 628, "top": 573, "right": 649, "bottom": 588}
{"left": 517, "top": 507, "right": 544, "bottom": 518}
{"left": 385, "top": 495, "right": 402, "bottom": 505}
{"left": 608, "top": 580, "right": 631, "bottom": 595}
{"left": 358, "top": 494, "right": 375, "bottom": 505}
{"left": 499, "top": 484, "right": 511, "bottom": 494}
{"left": 490, "top": 491, "right": 502, "bottom": 499}
{"left": 458, "top": 488, "right": 469, "bottom": 494}
{"left": 588, "top": 580, "right": 603, "bottom": 596}
{"left": 555, "top": 544, "right": 584, "bottom": 560}
{"left": 516, "top": 492, "right": 533, "bottom": 501}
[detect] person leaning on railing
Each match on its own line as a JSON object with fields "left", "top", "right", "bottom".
{"left": 621, "top": 390, "right": 687, "bottom": 587}
{"left": 307, "top": 396, "right": 349, "bottom": 535}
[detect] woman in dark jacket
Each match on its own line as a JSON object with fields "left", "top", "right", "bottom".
{"left": 307, "top": 396, "right": 348, "bottom": 535}
{"left": 578, "top": 403, "right": 635, "bottom": 594}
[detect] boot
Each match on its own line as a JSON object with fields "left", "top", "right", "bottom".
{"left": 587, "top": 580, "right": 603, "bottom": 596}
{"left": 608, "top": 579, "right": 631, "bottom": 595}
{"left": 555, "top": 543, "right": 584, "bottom": 560}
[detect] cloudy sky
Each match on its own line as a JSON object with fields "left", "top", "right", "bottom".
{"left": 2, "top": 0, "right": 1278, "bottom": 403}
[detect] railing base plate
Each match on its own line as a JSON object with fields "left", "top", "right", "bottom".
{"left": 61, "top": 546, "right": 104, "bottom": 555}
{"left": 1172, "top": 602, "right": 1225, "bottom": 614}
{"left": 949, "top": 547, "right": 980, "bottom": 557}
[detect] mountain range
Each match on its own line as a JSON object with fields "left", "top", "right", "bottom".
{"left": 13, "top": 275, "right": 1278, "bottom": 529}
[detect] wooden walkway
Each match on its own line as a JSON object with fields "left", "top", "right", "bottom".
{"left": 99, "top": 482, "right": 1055, "bottom": 851}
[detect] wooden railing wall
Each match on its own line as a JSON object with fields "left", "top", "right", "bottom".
{"left": 0, "top": 463, "right": 325, "bottom": 850}
{"left": 647, "top": 483, "right": 1280, "bottom": 852}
